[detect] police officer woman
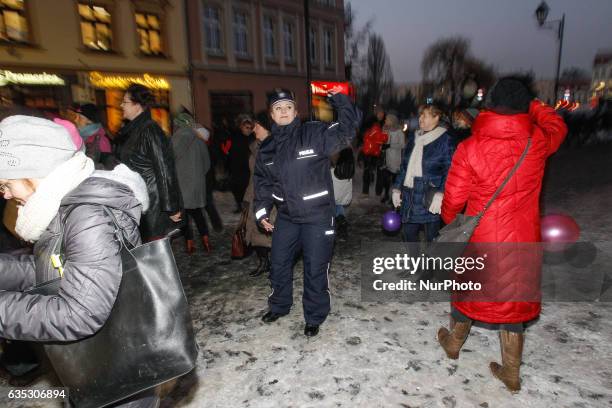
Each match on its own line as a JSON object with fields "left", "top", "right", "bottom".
{"left": 253, "top": 88, "right": 361, "bottom": 337}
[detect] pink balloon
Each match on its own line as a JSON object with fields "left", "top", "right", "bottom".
{"left": 382, "top": 210, "right": 401, "bottom": 232}
{"left": 541, "top": 213, "right": 580, "bottom": 252}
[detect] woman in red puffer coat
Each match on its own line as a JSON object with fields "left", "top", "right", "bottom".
{"left": 436, "top": 77, "right": 567, "bottom": 393}
{"left": 360, "top": 108, "right": 388, "bottom": 195}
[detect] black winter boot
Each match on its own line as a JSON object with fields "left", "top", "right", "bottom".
{"left": 336, "top": 215, "right": 348, "bottom": 239}
{"left": 249, "top": 249, "right": 270, "bottom": 277}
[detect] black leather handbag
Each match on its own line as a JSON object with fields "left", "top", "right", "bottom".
{"left": 28, "top": 207, "right": 198, "bottom": 408}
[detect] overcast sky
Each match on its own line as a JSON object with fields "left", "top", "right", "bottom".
{"left": 348, "top": 0, "right": 612, "bottom": 83}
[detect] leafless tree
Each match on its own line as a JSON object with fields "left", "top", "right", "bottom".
{"left": 422, "top": 36, "right": 499, "bottom": 107}
{"left": 344, "top": 1, "right": 372, "bottom": 81}
{"left": 359, "top": 34, "right": 394, "bottom": 112}
{"left": 464, "top": 57, "right": 497, "bottom": 92}
{"left": 560, "top": 67, "right": 590, "bottom": 83}
{"left": 421, "top": 37, "right": 470, "bottom": 106}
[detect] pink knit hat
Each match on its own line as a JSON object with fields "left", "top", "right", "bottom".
{"left": 53, "top": 118, "right": 83, "bottom": 151}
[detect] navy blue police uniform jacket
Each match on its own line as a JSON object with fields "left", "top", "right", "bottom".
{"left": 253, "top": 93, "right": 362, "bottom": 224}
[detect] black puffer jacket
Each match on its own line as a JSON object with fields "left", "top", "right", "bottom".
{"left": 117, "top": 110, "right": 180, "bottom": 239}
{"left": 253, "top": 93, "right": 362, "bottom": 224}
{"left": 0, "top": 168, "right": 145, "bottom": 341}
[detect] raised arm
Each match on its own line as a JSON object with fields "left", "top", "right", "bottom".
{"left": 529, "top": 100, "right": 568, "bottom": 156}
{"left": 320, "top": 93, "right": 363, "bottom": 157}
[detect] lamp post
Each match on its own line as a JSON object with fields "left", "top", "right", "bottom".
{"left": 535, "top": 1, "right": 565, "bottom": 104}
{"left": 304, "top": 0, "right": 313, "bottom": 120}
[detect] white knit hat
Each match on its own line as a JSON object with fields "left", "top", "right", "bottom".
{"left": 0, "top": 115, "right": 76, "bottom": 179}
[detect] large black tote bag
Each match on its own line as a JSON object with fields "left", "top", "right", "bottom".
{"left": 28, "top": 207, "right": 198, "bottom": 408}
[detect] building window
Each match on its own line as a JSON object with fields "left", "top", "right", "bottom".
{"left": 315, "top": 0, "right": 335, "bottom": 7}
{"left": 0, "top": 0, "right": 28, "bottom": 43}
{"left": 283, "top": 20, "right": 294, "bottom": 63}
{"left": 308, "top": 25, "right": 317, "bottom": 63}
{"left": 203, "top": 5, "right": 222, "bottom": 54}
{"left": 263, "top": 15, "right": 275, "bottom": 59}
{"left": 78, "top": 3, "right": 112, "bottom": 51}
{"left": 233, "top": 10, "right": 248, "bottom": 57}
{"left": 323, "top": 28, "right": 334, "bottom": 67}
{"left": 135, "top": 12, "right": 163, "bottom": 56}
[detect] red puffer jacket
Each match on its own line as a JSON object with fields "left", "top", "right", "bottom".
{"left": 441, "top": 101, "right": 567, "bottom": 323}
{"left": 361, "top": 122, "right": 388, "bottom": 157}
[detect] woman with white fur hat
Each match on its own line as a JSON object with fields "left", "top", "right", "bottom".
{"left": 0, "top": 115, "right": 157, "bottom": 407}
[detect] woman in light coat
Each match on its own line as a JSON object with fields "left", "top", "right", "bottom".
{"left": 172, "top": 112, "right": 212, "bottom": 254}
{"left": 381, "top": 113, "right": 405, "bottom": 204}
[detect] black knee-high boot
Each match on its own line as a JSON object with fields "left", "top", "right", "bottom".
{"left": 250, "top": 247, "right": 270, "bottom": 277}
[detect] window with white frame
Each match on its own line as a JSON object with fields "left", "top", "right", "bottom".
{"left": 263, "top": 15, "right": 275, "bottom": 59}
{"left": 323, "top": 27, "right": 334, "bottom": 67}
{"left": 308, "top": 25, "right": 317, "bottom": 63}
{"left": 233, "top": 9, "right": 248, "bottom": 57}
{"left": 203, "top": 4, "right": 222, "bottom": 54}
{"left": 283, "top": 20, "right": 294, "bottom": 63}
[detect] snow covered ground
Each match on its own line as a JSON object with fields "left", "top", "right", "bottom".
{"left": 1, "top": 145, "right": 611, "bottom": 407}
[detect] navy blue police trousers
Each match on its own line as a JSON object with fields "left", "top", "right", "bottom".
{"left": 268, "top": 216, "right": 335, "bottom": 325}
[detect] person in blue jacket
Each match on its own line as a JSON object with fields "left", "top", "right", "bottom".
{"left": 391, "top": 103, "right": 454, "bottom": 242}
{"left": 253, "top": 88, "right": 362, "bottom": 337}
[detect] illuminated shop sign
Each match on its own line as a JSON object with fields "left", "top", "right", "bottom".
{"left": 89, "top": 71, "right": 170, "bottom": 90}
{"left": 0, "top": 70, "right": 65, "bottom": 86}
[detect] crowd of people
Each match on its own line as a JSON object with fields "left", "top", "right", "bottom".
{"left": 0, "top": 74, "right": 568, "bottom": 401}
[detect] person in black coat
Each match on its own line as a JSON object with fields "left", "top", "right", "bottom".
{"left": 253, "top": 88, "right": 362, "bottom": 337}
{"left": 228, "top": 114, "right": 255, "bottom": 213}
{"left": 117, "top": 84, "right": 182, "bottom": 241}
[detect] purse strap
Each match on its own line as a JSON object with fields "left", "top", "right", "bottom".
{"left": 238, "top": 208, "right": 249, "bottom": 230}
{"left": 102, "top": 206, "right": 136, "bottom": 251}
{"left": 45, "top": 204, "right": 129, "bottom": 283}
{"left": 478, "top": 138, "right": 531, "bottom": 217}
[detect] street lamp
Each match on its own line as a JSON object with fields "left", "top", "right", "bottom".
{"left": 535, "top": 1, "right": 565, "bottom": 104}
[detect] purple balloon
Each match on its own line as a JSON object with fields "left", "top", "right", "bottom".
{"left": 382, "top": 210, "right": 401, "bottom": 232}
{"left": 541, "top": 213, "right": 580, "bottom": 252}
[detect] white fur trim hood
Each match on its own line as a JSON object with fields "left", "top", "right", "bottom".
{"left": 91, "top": 164, "right": 150, "bottom": 212}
